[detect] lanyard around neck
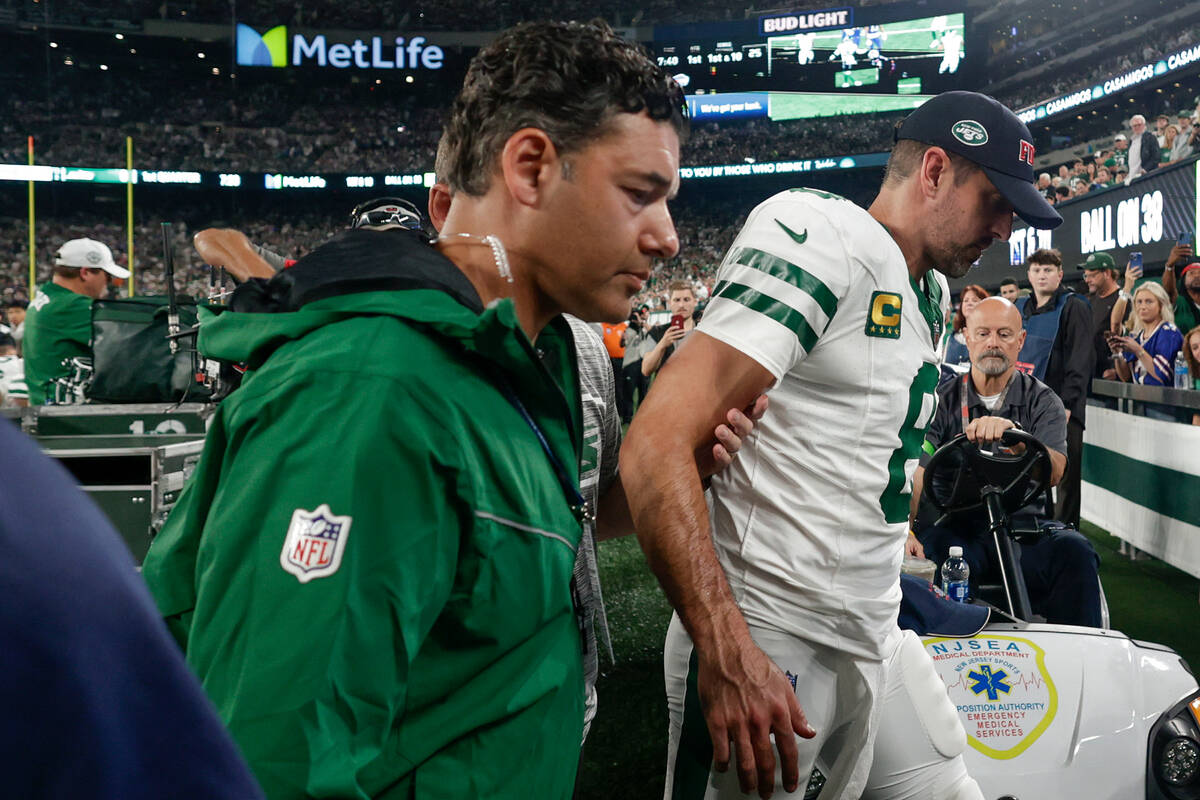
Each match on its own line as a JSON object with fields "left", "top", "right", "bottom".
{"left": 960, "top": 372, "right": 1015, "bottom": 434}
{"left": 492, "top": 373, "right": 592, "bottom": 526}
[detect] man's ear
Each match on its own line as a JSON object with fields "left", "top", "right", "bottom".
{"left": 500, "top": 127, "right": 561, "bottom": 208}
{"left": 427, "top": 183, "right": 452, "bottom": 232}
{"left": 918, "top": 146, "right": 952, "bottom": 200}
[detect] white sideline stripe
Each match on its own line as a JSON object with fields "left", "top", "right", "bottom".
{"left": 1085, "top": 406, "right": 1200, "bottom": 477}
{"left": 1082, "top": 483, "right": 1200, "bottom": 580}
{"left": 473, "top": 510, "right": 577, "bottom": 552}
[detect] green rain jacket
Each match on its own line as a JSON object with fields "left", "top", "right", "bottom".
{"left": 141, "top": 229, "right": 585, "bottom": 798}
{"left": 23, "top": 281, "right": 93, "bottom": 404}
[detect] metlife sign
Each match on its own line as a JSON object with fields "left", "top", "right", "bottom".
{"left": 236, "top": 24, "right": 445, "bottom": 70}
{"left": 1016, "top": 40, "right": 1200, "bottom": 125}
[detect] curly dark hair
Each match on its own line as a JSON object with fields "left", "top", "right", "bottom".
{"left": 440, "top": 20, "right": 688, "bottom": 197}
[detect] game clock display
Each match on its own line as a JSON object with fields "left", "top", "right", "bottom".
{"left": 654, "top": 10, "right": 970, "bottom": 97}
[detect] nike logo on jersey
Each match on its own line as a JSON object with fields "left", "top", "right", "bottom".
{"left": 775, "top": 219, "right": 808, "bottom": 245}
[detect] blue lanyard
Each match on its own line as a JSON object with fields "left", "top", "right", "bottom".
{"left": 493, "top": 375, "right": 592, "bottom": 526}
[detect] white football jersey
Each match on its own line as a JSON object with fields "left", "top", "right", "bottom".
{"left": 699, "top": 189, "right": 948, "bottom": 659}
{"left": 0, "top": 355, "right": 27, "bottom": 407}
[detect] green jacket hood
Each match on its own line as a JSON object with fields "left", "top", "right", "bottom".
{"left": 199, "top": 227, "right": 531, "bottom": 368}
{"left": 196, "top": 227, "right": 556, "bottom": 379}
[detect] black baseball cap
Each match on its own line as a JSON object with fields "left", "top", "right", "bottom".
{"left": 895, "top": 91, "right": 1063, "bottom": 231}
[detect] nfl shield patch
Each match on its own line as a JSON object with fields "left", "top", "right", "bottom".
{"left": 280, "top": 504, "right": 352, "bottom": 583}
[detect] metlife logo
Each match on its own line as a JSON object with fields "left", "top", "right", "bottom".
{"left": 235, "top": 23, "right": 445, "bottom": 71}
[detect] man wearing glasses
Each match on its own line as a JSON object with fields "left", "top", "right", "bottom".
{"left": 909, "top": 297, "right": 1102, "bottom": 627}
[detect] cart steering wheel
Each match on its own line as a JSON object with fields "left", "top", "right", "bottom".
{"left": 922, "top": 428, "right": 1052, "bottom": 519}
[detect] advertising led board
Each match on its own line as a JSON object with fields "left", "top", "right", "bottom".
{"left": 962, "top": 158, "right": 1200, "bottom": 290}
{"left": 655, "top": 9, "right": 971, "bottom": 97}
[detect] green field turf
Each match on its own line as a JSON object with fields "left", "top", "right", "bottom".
{"left": 768, "top": 91, "right": 930, "bottom": 121}
{"left": 577, "top": 522, "right": 1200, "bottom": 798}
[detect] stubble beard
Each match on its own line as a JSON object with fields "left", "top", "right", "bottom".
{"left": 933, "top": 243, "right": 981, "bottom": 279}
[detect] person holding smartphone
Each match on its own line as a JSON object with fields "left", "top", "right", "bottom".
{"left": 1110, "top": 237, "right": 1200, "bottom": 336}
{"left": 1163, "top": 232, "right": 1200, "bottom": 335}
{"left": 1110, "top": 281, "right": 1184, "bottom": 421}
{"left": 642, "top": 279, "right": 700, "bottom": 378}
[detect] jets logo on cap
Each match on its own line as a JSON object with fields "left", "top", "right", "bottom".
{"left": 1018, "top": 140, "right": 1035, "bottom": 165}
{"left": 951, "top": 120, "right": 988, "bottom": 146}
{"left": 86, "top": 250, "right": 102, "bottom": 265}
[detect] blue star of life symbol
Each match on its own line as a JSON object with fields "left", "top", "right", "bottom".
{"left": 967, "top": 664, "right": 1012, "bottom": 701}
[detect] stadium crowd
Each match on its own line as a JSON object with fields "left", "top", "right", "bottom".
{"left": 0, "top": 214, "right": 332, "bottom": 301}
{"left": 38, "top": 0, "right": 898, "bottom": 32}
{"left": 996, "top": 25, "right": 1200, "bottom": 113}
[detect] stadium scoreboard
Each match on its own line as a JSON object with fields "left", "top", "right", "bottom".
{"left": 657, "top": 5, "right": 974, "bottom": 95}
{"left": 654, "top": 5, "right": 974, "bottom": 100}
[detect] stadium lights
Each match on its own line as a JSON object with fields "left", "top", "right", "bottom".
{"left": 100, "top": 64, "right": 108, "bottom": 71}
{"left": 49, "top": 42, "right": 57, "bottom": 48}
{"left": 375, "top": 78, "right": 382, "bottom": 84}
{"left": 130, "top": 48, "right": 136, "bottom": 54}
{"left": 396, "top": 125, "right": 406, "bottom": 133}
{"left": 64, "top": 58, "right": 73, "bottom": 66}
{"left": 115, "top": 33, "right": 124, "bottom": 40}
{"left": 212, "top": 67, "right": 220, "bottom": 75}
{"left": 197, "top": 52, "right": 206, "bottom": 59}
{"left": 405, "top": 75, "right": 414, "bottom": 83}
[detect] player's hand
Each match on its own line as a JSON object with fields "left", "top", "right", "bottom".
{"left": 701, "top": 395, "right": 769, "bottom": 479}
{"left": 698, "top": 640, "right": 816, "bottom": 798}
{"left": 964, "top": 415, "right": 1016, "bottom": 445}
{"left": 906, "top": 531, "right": 925, "bottom": 559}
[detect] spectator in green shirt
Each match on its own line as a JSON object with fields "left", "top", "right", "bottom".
{"left": 23, "top": 238, "right": 128, "bottom": 404}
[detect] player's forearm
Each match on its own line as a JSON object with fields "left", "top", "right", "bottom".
{"left": 595, "top": 475, "right": 635, "bottom": 541}
{"left": 621, "top": 428, "right": 752, "bottom": 652}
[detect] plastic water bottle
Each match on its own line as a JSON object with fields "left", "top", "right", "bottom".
{"left": 941, "top": 546, "right": 970, "bottom": 603}
{"left": 1176, "top": 353, "right": 1190, "bottom": 389}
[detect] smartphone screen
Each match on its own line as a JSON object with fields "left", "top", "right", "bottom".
{"left": 1179, "top": 232, "right": 1194, "bottom": 246}
{"left": 1130, "top": 252, "right": 1143, "bottom": 269}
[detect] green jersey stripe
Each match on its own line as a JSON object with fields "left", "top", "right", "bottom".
{"left": 713, "top": 281, "right": 820, "bottom": 353}
{"left": 730, "top": 246, "right": 839, "bottom": 320}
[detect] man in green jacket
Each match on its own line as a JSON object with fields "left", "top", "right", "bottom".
{"left": 23, "top": 237, "right": 129, "bottom": 403}
{"left": 142, "top": 20, "right": 687, "bottom": 799}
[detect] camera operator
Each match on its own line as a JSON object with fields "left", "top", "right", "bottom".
{"left": 619, "top": 304, "right": 653, "bottom": 421}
